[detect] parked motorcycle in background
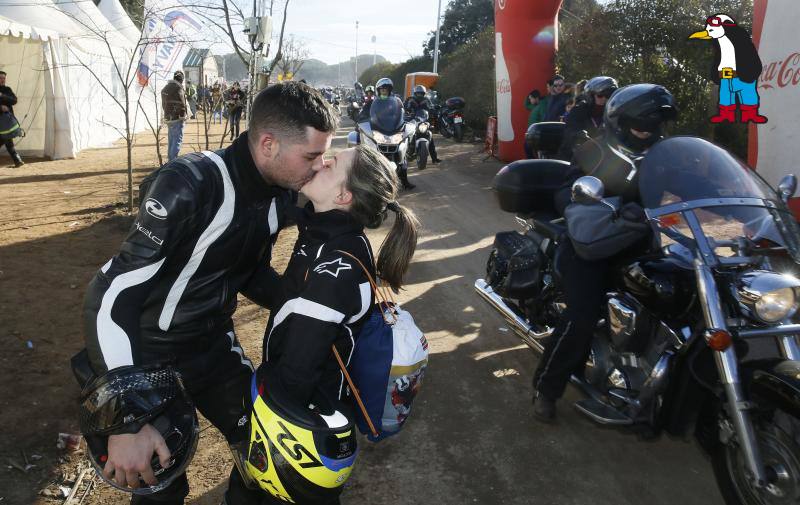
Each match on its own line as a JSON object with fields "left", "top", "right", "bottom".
{"left": 438, "top": 96, "right": 466, "bottom": 142}
{"left": 475, "top": 135, "right": 800, "bottom": 505}
{"left": 347, "top": 95, "right": 416, "bottom": 174}
{"left": 406, "top": 109, "right": 432, "bottom": 170}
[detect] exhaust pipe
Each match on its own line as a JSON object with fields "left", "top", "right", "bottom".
{"left": 474, "top": 279, "right": 552, "bottom": 352}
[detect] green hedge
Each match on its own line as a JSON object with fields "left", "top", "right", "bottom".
{"left": 436, "top": 27, "right": 496, "bottom": 136}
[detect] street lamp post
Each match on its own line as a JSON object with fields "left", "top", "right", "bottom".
{"left": 433, "top": 0, "right": 443, "bottom": 73}
{"left": 355, "top": 20, "right": 359, "bottom": 83}
{"left": 372, "top": 35, "right": 376, "bottom": 66}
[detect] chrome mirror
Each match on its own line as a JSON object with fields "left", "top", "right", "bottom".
{"left": 778, "top": 174, "right": 797, "bottom": 203}
{"left": 572, "top": 176, "right": 605, "bottom": 204}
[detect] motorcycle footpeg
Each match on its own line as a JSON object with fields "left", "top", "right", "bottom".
{"left": 574, "top": 398, "right": 633, "bottom": 426}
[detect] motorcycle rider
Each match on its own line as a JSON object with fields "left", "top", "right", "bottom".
{"left": 364, "top": 78, "right": 416, "bottom": 190}
{"left": 532, "top": 84, "right": 679, "bottom": 422}
{"left": 404, "top": 85, "right": 442, "bottom": 164}
{"left": 353, "top": 81, "right": 365, "bottom": 103}
{"left": 556, "top": 76, "right": 619, "bottom": 162}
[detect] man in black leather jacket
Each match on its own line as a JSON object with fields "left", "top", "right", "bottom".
{"left": 533, "top": 84, "right": 678, "bottom": 423}
{"left": 81, "top": 81, "right": 338, "bottom": 505}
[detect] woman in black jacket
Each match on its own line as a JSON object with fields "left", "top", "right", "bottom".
{"left": 261, "top": 144, "right": 419, "bottom": 408}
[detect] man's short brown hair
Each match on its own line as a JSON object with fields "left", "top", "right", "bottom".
{"left": 248, "top": 81, "right": 338, "bottom": 146}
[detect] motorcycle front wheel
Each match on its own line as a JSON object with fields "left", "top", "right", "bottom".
{"left": 417, "top": 142, "right": 429, "bottom": 170}
{"left": 711, "top": 408, "right": 800, "bottom": 504}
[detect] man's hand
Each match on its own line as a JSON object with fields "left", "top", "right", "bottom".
{"left": 1, "top": 105, "right": 8, "bottom": 112}
{"left": 103, "top": 423, "right": 171, "bottom": 488}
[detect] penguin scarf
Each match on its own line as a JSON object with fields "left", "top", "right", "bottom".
{"left": 690, "top": 13, "right": 768, "bottom": 124}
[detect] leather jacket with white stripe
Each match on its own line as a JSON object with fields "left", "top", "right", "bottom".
{"left": 83, "top": 135, "right": 293, "bottom": 375}
{"left": 261, "top": 206, "right": 376, "bottom": 405}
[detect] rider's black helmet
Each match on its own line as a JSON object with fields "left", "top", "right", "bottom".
{"left": 354, "top": 82, "right": 363, "bottom": 90}
{"left": 584, "top": 76, "right": 618, "bottom": 99}
{"left": 604, "top": 83, "right": 678, "bottom": 152}
{"left": 79, "top": 365, "right": 199, "bottom": 495}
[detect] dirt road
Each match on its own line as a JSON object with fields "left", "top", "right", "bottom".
{"left": 0, "top": 118, "right": 723, "bottom": 504}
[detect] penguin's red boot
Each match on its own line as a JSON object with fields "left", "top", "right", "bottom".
{"left": 710, "top": 104, "right": 737, "bottom": 123}
{"left": 740, "top": 104, "right": 768, "bottom": 124}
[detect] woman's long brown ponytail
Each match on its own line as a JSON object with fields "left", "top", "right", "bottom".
{"left": 346, "top": 145, "right": 420, "bottom": 292}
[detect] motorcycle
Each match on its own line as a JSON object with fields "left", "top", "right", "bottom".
{"left": 406, "top": 109, "right": 432, "bottom": 171}
{"left": 475, "top": 135, "right": 800, "bottom": 505}
{"left": 347, "top": 97, "right": 416, "bottom": 174}
{"left": 438, "top": 96, "right": 466, "bottom": 143}
{"left": 347, "top": 99, "right": 363, "bottom": 123}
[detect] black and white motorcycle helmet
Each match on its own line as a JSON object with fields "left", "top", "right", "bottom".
{"left": 604, "top": 83, "right": 678, "bottom": 152}
{"left": 413, "top": 85, "right": 426, "bottom": 100}
{"left": 78, "top": 365, "right": 199, "bottom": 495}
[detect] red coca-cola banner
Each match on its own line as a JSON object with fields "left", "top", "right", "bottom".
{"left": 495, "top": 0, "right": 563, "bottom": 162}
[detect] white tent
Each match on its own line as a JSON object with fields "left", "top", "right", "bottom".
{"left": 0, "top": 0, "right": 158, "bottom": 160}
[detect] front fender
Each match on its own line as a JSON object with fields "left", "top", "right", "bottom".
{"left": 743, "top": 358, "right": 800, "bottom": 419}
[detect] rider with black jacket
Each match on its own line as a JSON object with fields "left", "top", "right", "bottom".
{"left": 404, "top": 85, "right": 442, "bottom": 164}
{"left": 81, "top": 82, "right": 338, "bottom": 505}
{"left": 533, "top": 84, "right": 679, "bottom": 422}
{"left": 556, "top": 76, "right": 618, "bottom": 162}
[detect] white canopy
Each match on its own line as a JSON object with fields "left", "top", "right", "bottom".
{"left": 0, "top": 0, "right": 158, "bottom": 159}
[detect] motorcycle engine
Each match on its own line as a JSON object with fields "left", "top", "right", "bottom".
{"left": 603, "top": 295, "right": 685, "bottom": 392}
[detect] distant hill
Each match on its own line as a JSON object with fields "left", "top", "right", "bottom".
{"left": 294, "top": 54, "right": 387, "bottom": 86}
{"left": 215, "top": 53, "right": 387, "bottom": 86}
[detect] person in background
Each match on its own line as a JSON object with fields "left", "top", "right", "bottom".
{"left": 185, "top": 79, "right": 197, "bottom": 120}
{"left": 544, "top": 74, "right": 569, "bottom": 121}
{"left": 226, "top": 81, "right": 245, "bottom": 141}
{"left": 161, "top": 70, "right": 187, "bottom": 162}
{"left": 556, "top": 76, "right": 619, "bottom": 161}
{"left": 0, "top": 70, "right": 23, "bottom": 167}
{"left": 211, "top": 82, "right": 223, "bottom": 124}
{"left": 525, "top": 89, "right": 546, "bottom": 126}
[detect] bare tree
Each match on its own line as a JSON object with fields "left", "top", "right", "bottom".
{"left": 53, "top": 1, "right": 201, "bottom": 212}
{"left": 274, "top": 34, "right": 309, "bottom": 79}
{"left": 187, "top": 0, "right": 292, "bottom": 91}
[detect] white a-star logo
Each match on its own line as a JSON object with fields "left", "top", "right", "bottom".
{"left": 313, "top": 257, "right": 352, "bottom": 278}
{"left": 296, "top": 244, "right": 308, "bottom": 257}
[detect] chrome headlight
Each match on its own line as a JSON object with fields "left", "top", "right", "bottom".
{"left": 737, "top": 271, "right": 800, "bottom": 323}
{"left": 418, "top": 123, "right": 429, "bottom": 134}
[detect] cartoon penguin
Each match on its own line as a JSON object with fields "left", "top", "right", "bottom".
{"left": 690, "top": 13, "right": 767, "bottom": 124}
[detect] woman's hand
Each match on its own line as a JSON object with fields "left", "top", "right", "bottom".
{"left": 103, "top": 423, "right": 171, "bottom": 488}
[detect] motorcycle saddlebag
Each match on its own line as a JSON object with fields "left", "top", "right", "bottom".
{"left": 486, "top": 231, "right": 544, "bottom": 299}
{"left": 492, "top": 159, "right": 571, "bottom": 214}
{"left": 445, "top": 96, "right": 466, "bottom": 109}
{"left": 525, "top": 122, "right": 565, "bottom": 156}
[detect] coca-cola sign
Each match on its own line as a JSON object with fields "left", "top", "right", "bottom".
{"left": 759, "top": 51, "right": 800, "bottom": 90}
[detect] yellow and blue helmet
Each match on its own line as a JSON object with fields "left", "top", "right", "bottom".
{"left": 243, "top": 368, "right": 358, "bottom": 503}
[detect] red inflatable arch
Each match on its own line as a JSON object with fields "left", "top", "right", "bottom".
{"left": 495, "top": 0, "right": 563, "bottom": 161}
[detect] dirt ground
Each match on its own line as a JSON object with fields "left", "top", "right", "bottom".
{"left": 0, "top": 116, "right": 725, "bottom": 505}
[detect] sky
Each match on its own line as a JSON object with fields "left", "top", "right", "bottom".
{"left": 209, "top": 0, "right": 444, "bottom": 65}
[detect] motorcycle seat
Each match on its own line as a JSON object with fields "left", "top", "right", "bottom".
{"left": 532, "top": 218, "right": 566, "bottom": 242}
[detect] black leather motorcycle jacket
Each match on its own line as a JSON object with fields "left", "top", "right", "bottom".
{"left": 83, "top": 135, "right": 293, "bottom": 375}
{"left": 262, "top": 205, "right": 376, "bottom": 405}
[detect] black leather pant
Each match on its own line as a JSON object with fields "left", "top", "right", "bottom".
{"left": 533, "top": 240, "right": 610, "bottom": 401}
{"left": 132, "top": 331, "right": 260, "bottom": 505}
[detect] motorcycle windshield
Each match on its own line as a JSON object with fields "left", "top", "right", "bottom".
{"left": 370, "top": 98, "right": 404, "bottom": 135}
{"left": 639, "top": 136, "right": 800, "bottom": 262}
